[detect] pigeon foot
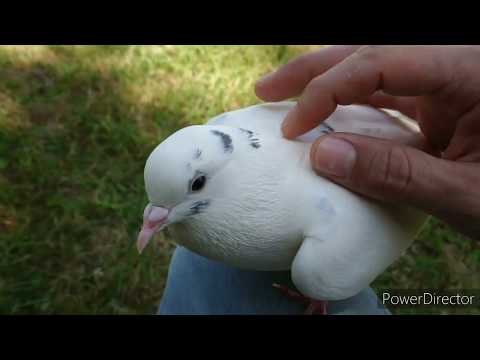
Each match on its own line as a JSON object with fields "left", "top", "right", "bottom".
{"left": 272, "top": 283, "right": 328, "bottom": 315}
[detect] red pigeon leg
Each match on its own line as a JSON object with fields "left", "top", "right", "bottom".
{"left": 272, "top": 283, "right": 328, "bottom": 315}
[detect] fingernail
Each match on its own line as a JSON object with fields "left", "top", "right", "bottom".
{"left": 313, "top": 137, "right": 357, "bottom": 178}
{"left": 281, "top": 107, "right": 299, "bottom": 138}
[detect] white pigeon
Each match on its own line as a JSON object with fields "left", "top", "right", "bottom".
{"left": 137, "top": 101, "right": 427, "bottom": 312}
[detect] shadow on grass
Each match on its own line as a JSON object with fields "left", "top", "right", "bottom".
{"left": 0, "top": 46, "right": 187, "bottom": 314}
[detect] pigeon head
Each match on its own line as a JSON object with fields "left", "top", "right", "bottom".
{"left": 137, "top": 124, "right": 239, "bottom": 253}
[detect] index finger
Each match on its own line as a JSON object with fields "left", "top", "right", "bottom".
{"left": 255, "top": 45, "right": 362, "bottom": 101}
{"left": 281, "top": 45, "right": 454, "bottom": 139}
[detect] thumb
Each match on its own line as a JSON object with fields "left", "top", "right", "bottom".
{"left": 310, "top": 133, "right": 478, "bottom": 220}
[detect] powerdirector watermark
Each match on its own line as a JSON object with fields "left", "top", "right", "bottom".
{"left": 377, "top": 289, "right": 480, "bottom": 309}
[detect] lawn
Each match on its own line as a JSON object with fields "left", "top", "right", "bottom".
{"left": 0, "top": 45, "right": 478, "bottom": 314}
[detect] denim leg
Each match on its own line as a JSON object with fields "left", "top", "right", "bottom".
{"left": 158, "top": 246, "right": 390, "bottom": 315}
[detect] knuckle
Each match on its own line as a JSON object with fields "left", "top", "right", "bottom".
{"left": 366, "top": 146, "right": 414, "bottom": 198}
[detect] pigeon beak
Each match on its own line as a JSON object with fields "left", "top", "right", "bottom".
{"left": 137, "top": 203, "right": 170, "bottom": 254}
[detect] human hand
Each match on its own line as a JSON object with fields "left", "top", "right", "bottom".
{"left": 255, "top": 45, "right": 480, "bottom": 240}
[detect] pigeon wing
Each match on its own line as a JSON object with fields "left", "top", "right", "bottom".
{"left": 208, "top": 102, "right": 426, "bottom": 301}
{"left": 290, "top": 202, "right": 425, "bottom": 301}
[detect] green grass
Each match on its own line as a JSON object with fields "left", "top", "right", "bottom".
{"left": 0, "top": 45, "right": 478, "bottom": 314}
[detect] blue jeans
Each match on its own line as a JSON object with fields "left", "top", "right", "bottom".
{"left": 158, "top": 246, "right": 390, "bottom": 315}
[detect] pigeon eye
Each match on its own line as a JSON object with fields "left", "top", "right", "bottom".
{"left": 191, "top": 175, "right": 207, "bottom": 192}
